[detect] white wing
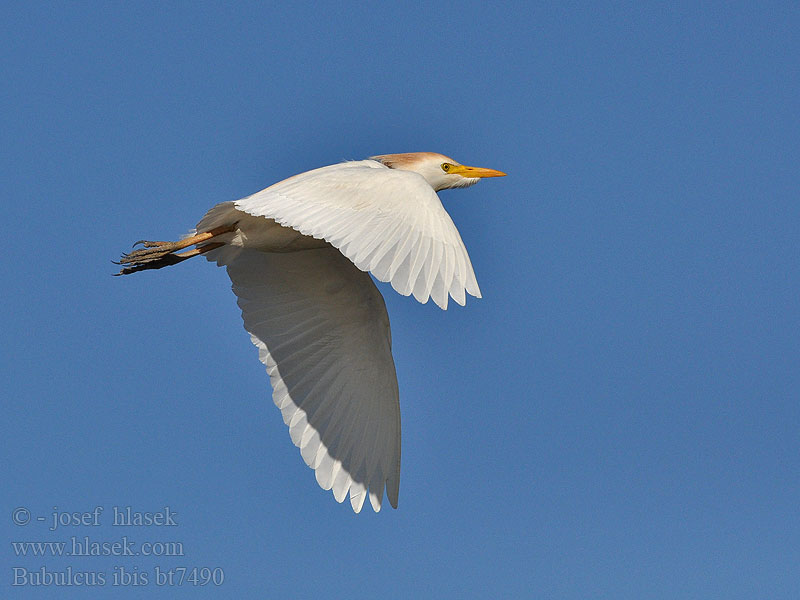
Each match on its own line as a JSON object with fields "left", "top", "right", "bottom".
{"left": 234, "top": 160, "right": 481, "bottom": 309}
{"left": 210, "top": 245, "right": 401, "bottom": 513}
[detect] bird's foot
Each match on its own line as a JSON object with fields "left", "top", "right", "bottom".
{"left": 114, "top": 224, "right": 237, "bottom": 276}
{"left": 115, "top": 242, "right": 191, "bottom": 275}
{"left": 120, "top": 240, "right": 183, "bottom": 265}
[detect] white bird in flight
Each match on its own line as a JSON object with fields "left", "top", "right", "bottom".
{"left": 117, "top": 152, "right": 505, "bottom": 512}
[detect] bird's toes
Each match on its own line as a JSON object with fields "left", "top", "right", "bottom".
{"left": 119, "top": 245, "right": 175, "bottom": 265}
{"left": 115, "top": 251, "right": 186, "bottom": 275}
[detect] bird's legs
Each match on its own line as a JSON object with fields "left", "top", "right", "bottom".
{"left": 115, "top": 224, "right": 236, "bottom": 275}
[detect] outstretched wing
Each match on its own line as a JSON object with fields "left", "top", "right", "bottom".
{"left": 234, "top": 160, "right": 481, "bottom": 309}
{"left": 210, "top": 246, "right": 401, "bottom": 513}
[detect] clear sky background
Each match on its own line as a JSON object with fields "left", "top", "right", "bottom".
{"left": 2, "top": 2, "right": 798, "bottom": 598}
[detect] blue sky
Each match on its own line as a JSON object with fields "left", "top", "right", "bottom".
{"left": 2, "top": 2, "right": 798, "bottom": 598}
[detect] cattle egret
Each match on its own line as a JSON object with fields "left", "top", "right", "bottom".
{"left": 116, "top": 152, "right": 505, "bottom": 512}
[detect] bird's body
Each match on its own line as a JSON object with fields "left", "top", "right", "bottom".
{"left": 117, "top": 152, "right": 504, "bottom": 512}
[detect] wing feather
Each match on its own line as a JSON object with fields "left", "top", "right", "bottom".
{"left": 233, "top": 160, "right": 479, "bottom": 309}
{"left": 212, "top": 247, "right": 401, "bottom": 512}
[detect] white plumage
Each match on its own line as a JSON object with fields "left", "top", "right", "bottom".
{"left": 118, "top": 152, "right": 505, "bottom": 512}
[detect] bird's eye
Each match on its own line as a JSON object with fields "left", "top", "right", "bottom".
{"left": 441, "top": 163, "right": 451, "bottom": 172}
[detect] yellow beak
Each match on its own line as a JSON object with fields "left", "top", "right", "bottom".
{"left": 450, "top": 164, "right": 507, "bottom": 178}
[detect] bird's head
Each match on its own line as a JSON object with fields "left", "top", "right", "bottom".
{"left": 370, "top": 152, "right": 506, "bottom": 192}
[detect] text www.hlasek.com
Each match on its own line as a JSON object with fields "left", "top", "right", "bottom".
{"left": 12, "top": 537, "right": 184, "bottom": 557}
